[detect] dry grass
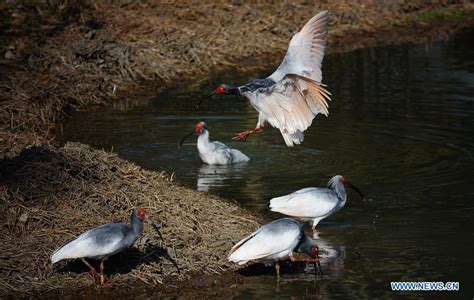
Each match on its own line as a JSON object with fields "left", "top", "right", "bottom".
{"left": 0, "top": 142, "right": 260, "bottom": 295}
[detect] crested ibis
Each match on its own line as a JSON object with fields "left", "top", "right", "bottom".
{"left": 51, "top": 208, "right": 148, "bottom": 287}
{"left": 228, "top": 218, "right": 321, "bottom": 277}
{"left": 179, "top": 121, "right": 250, "bottom": 165}
{"left": 207, "top": 10, "right": 332, "bottom": 146}
{"left": 269, "top": 175, "right": 364, "bottom": 229}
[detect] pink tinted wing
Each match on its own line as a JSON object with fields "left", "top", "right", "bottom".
{"left": 256, "top": 75, "right": 331, "bottom": 146}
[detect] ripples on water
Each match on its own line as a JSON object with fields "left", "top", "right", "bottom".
{"left": 61, "top": 29, "right": 474, "bottom": 298}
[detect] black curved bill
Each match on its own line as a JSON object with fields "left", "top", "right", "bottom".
{"left": 147, "top": 218, "right": 165, "bottom": 243}
{"left": 178, "top": 130, "right": 194, "bottom": 148}
{"left": 348, "top": 182, "right": 364, "bottom": 199}
{"left": 196, "top": 91, "right": 215, "bottom": 110}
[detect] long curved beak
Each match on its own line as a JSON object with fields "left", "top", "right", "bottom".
{"left": 178, "top": 130, "right": 195, "bottom": 148}
{"left": 196, "top": 91, "right": 215, "bottom": 110}
{"left": 347, "top": 182, "right": 364, "bottom": 199}
{"left": 147, "top": 218, "right": 165, "bottom": 243}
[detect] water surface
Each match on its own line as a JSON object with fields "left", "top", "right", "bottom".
{"left": 61, "top": 29, "right": 474, "bottom": 298}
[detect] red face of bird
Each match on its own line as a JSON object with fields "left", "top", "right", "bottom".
{"left": 194, "top": 121, "right": 207, "bottom": 134}
{"left": 215, "top": 84, "right": 228, "bottom": 96}
{"left": 310, "top": 246, "right": 319, "bottom": 259}
{"left": 178, "top": 121, "right": 208, "bottom": 148}
{"left": 340, "top": 175, "right": 365, "bottom": 200}
{"left": 137, "top": 208, "right": 147, "bottom": 220}
{"left": 341, "top": 176, "right": 348, "bottom": 185}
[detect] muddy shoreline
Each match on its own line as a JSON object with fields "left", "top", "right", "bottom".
{"left": 1, "top": 1, "right": 474, "bottom": 297}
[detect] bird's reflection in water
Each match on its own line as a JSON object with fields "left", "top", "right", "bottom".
{"left": 272, "top": 234, "right": 345, "bottom": 298}
{"left": 196, "top": 163, "right": 247, "bottom": 192}
{"left": 315, "top": 234, "right": 346, "bottom": 278}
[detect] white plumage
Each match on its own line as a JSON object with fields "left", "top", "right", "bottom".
{"left": 180, "top": 121, "right": 250, "bottom": 165}
{"left": 270, "top": 175, "right": 363, "bottom": 229}
{"left": 197, "top": 130, "right": 249, "bottom": 165}
{"left": 228, "top": 219, "right": 301, "bottom": 265}
{"left": 51, "top": 224, "right": 127, "bottom": 263}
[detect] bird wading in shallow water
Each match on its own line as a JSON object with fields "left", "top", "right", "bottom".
{"left": 270, "top": 175, "right": 364, "bottom": 230}
{"left": 51, "top": 208, "right": 149, "bottom": 287}
{"left": 179, "top": 121, "right": 250, "bottom": 165}
{"left": 228, "top": 218, "right": 321, "bottom": 278}
{"left": 203, "top": 10, "right": 332, "bottom": 146}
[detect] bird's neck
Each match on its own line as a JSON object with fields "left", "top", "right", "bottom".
{"left": 227, "top": 86, "right": 241, "bottom": 95}
{"left": 197, "top": 129, "right": 211, "bottom": 148}
{"left": 333, "top": 184, "right": 347, "bottom": 203}
{"left": 130, "top": 214, "right": 144, "bottom": 239}
{"left": 296, "top": 233, "right": 316, "bottom": 257}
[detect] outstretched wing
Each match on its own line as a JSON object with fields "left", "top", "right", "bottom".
{"left": 255, "top": 74, "right": 331, "bottom": 146}
{"left": 269, "top": 10, "right": 330, "bottom": 83}
{"left": 254, "top": 11, "right": 331, "bottom": 146}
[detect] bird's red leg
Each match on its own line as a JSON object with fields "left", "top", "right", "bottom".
{"left": 290, "top": 254, "right": 323, "bottom": 280}
{"left": 232, "top": 127, "right": 264, "bottom": 141}
{"left": 81, "top": 258, "right": 100, "bottom": 282}
{"left": 99, "top": 260, "right": 109, "bottom": 287}
{"left": 275, "top": 261, "right": 281, "bottom": 279}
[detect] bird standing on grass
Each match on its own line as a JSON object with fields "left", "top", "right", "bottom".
{"left": 179, "top": 121, "right": 250, "bottom": 165}
{"left": 228, "top": 218, "right": 321, "bottom": 278}
{"left": 269, "top": 175, "right": 364, "bottom": 229}
{"left": 51, "top": 208, "right": 148, "bottom": 287}
{"left": 206, "top": 10, "right": 332, "bottom": 146}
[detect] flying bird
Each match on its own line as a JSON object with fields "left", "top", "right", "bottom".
{"left": 228, "top": 218, "right": 321, "bottom": 277}
{"left": 179, "top": 121, "right": 250, "bottom": 165}
{"left": 207, "top": 10, "right": 332, "bottom": 146}
{"left": 51, "top": 208, "right": 149, "bottom": 287}
{"left": 270, "top": 175, "right": 364, "bottom": 229}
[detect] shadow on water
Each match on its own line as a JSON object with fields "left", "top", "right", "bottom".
{"left": 60, "top": 29, "right": 474, "bottom": 298}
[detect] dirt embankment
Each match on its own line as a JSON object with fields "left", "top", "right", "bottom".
{"left": 0, "top": 142, "right": 260, "bottom": 295}
{"left": 1, "top": 0, "right": 474, "bottom": 296}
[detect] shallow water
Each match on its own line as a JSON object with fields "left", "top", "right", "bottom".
{"left": 61, "top": 29, "right": 474, "bottom": 298}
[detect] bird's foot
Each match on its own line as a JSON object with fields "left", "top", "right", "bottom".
{"left": 232, "top": 127, "right": 264, "bottom": 141}
{"left": 99, "top": 278, "right": 112, "bottom": 288}
{"left": 88, "top": 268, "right": 100, "bottom": 282}
{"left": 232, "top": 130, "right": 251, "bottom": 141}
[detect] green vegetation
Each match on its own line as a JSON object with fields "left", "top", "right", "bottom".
{"left": 418, "top": 8, "right": 464, "bottom": 22}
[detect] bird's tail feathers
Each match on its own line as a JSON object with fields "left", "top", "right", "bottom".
{"left": 299, "top": 77, "right": 332, "bottom": 116}
{"left": 280, "top": 129, "right": 304, "bottom": 147}
{"left": 51, "top": 245, "right": 68, "bottom": 263}
{"left": 50, "top": 238, "right": 83, "bottom": 263}
{"left": 269, "top": 195, "right": 289, "bottom": 209}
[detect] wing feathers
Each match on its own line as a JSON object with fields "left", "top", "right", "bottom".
{"left": 251, "top": 11, "right": 331, "bottom": 147}
{"left": 269, "top": 10, "right": 330, "bottom": 83}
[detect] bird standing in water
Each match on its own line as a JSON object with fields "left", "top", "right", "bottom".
{"left": 51, "top": 208, "right": 148, "bottom": 287}
{"left": 228, "top": 218, "right": 321, "bottom": 278}
{"left": 206, "top": 11, "right": 332, "bottom": 146}
{"left": 269, "top": 175, "right": 364, "bottom": 229}
{"left": 179, "top": 121, "right": 250, "bottom": 165}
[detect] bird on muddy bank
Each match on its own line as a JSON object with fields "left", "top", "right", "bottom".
{"left": 51, "top": 208, "right": 150, "bottom": 287}
{"left": 179, "top": 121, "right": 250, "bottom": 165}
{"left": 228, "top": 218, "right": 321, "bottom": 278}
{"left": 201, "top": 10, "right": 332, "bottom": 147}
{"left": 269, "top": 175, "right": 364, "bottom": 230}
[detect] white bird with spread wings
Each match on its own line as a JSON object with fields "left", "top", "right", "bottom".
{"left": 209, "top": 10, "right": 332, "bottom": 146}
